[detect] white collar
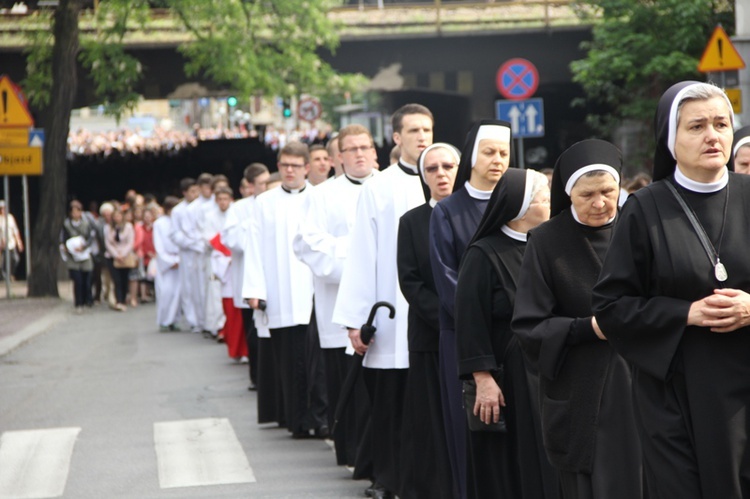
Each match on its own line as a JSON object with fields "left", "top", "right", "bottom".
{"left": 674, "top": 166, "right": 728, "bottom": 193}
{"left": 464, "top": 180, "right": 492, "bottom": 200}
{"left": 399, "top": 159, "right": 418, "bottom": 174}
{"left": 429, "top": 198, "right": 438, "bottom": 208}
{"left": 501, "top": 224, "right": 527, "bottom": 242}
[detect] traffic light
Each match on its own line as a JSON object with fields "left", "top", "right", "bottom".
{"left": 227, "top": 96, "right": 238, "bottom": 107}
{"left": 282, "top": 99, "right": 292, "bottom": 118}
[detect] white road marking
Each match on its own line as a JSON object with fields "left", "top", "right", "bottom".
{"left": 0, "top": 427, "right": 81, "bottom": 499}
{"left": 153, "top": 418, "right": 255, "bottom": 489}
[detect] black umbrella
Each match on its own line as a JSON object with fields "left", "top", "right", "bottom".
{"left": 331, "top": 301, "right": 395, "bottom": 433}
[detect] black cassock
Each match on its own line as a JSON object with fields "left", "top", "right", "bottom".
{"left": 397, "top": 203, "right": 454, "bottom": 499}
{"left": 429, "top": 186, "right": 488, "bottom": 499}
{"left": 456, "top": 232, "right": 558, "bottom": 499}
{"left": 513, "top": 209, "right": 642, "bottom": 499}
{"left": 593, "top": 176, "right": 750, "bottom": 499}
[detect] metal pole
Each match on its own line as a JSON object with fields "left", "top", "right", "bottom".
{"left": 3, "top": 175, "right": 10, "bottom": 298}
{"left": 22, "top": 175, "right": 31, "bottom": 279}
{"left": 517, "top": 138, "right": 526, "bottom": 169}
{"left": 435, "top": 0, "right": 442, "bottom": 34}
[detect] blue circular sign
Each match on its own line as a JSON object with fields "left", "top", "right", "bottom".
{"left": 497, "top": 58, "right": 539, "bottom": 100}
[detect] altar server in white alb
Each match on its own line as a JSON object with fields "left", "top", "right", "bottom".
{"left": 244, "top": 141, "right": 315, "bottom": 439}
{"left": 333, "top": 103, "right": 434, "bottom": 498}
{"left": 169, "top": 177, "right": 201, "bottom": 332}
{"left": 153, "top": 196, "right": 182, "bottom": 331}
{"left": 203, "top": 183, "right": 232, "bottom": 339}
{"left": 222, "top": 163, "right": 270, "bottom": 387}
{"left": 293, "top": 123, "right": 380, "bottom": 463}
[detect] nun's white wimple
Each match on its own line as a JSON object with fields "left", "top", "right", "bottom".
{"left": 471, "top": 125, "right": 511, "bottom": 167}
{"left": 511, "top": 170, "right": 534, "bottom": 221}
{"left": 733, "top": 136, "right": 750, "bottom": 157}
{"left": 419, "top": 143, "right": 461, "bottom": 178}
{"left": 564, "top": 164, "right": 620, "bottom": 195}
{"left": 667, "top": 83, "right": 735, "bottom": 159}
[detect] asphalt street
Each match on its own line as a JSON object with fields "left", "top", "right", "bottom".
{"left": 0, "top": 299, "right": 367, "bottom": 498}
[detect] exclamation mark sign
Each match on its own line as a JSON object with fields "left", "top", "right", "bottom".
{"left": 718, "top": 38, "right": 724, "bottom": 67}
{"left": 1, "top": 90, "right": 7, "bottom": 123}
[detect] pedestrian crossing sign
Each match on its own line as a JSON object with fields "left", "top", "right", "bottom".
{"left": 698, "top": 26, "right": 745, "bottom": 73}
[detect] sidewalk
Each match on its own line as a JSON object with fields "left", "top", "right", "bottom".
{"left": 0, "top": 279, "right": 73, "bottom": 356}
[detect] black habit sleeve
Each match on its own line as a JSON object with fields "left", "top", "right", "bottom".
{"left": 591, "top": 192, "right": 691, "bottom": 381}
{"left": 397, "top": 209, "right": 439, "bottom": 328}
{"left": 512, "top": 234, "right": 578, "bottom": 381}
{"left": 455, "top": 245, "right": 505, "bottom": 378}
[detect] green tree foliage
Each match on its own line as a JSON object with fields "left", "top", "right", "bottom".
{"left": 20, "top": 0, "right": 364, "bottom": 297}
{"left": 570, "top": 0, "right": 734, "bottom": 145}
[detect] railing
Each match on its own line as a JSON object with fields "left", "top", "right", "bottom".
{"left": 0, "top": 1, "right": 589, "bottom": 49}
{"left": 329, "top": 0, "right": 589, "bottom": 36}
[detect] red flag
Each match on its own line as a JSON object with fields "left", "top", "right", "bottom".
{"left": 210, "top": 233, "right": 231, "bottom": 256}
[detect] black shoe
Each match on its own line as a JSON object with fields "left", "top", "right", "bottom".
{"left": 365, "top": 483, "right": 393, "bottom": 499}
{"left": 314, "top": 425, "right": 330, "bottom": 439}
{"left": 291, "top": 430, "right": 311, "bottom": 439}
{"left": 247, "top": 382, "right": 257, "bottom": 391}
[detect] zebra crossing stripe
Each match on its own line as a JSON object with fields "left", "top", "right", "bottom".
{"left": 153, "top": 417, "right": 256, "bottom": 489}
{"left": 0, "top": 427, "right": 81, "bottom": 499}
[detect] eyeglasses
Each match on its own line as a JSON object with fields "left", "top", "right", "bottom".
{"left": 424, "top": 163, "right": 456, "bottom": 174}
{"left": 341, "top": 145, "right": 373, "bottom": 154}
{"left": 279, "top": 162, "right": 306, "bottom": 169}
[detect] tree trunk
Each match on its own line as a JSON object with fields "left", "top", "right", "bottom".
{"left": 28, "top": 0, "right": 80, "bottom": 297}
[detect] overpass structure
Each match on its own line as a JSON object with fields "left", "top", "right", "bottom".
{"left": 0, "top": 1, "right": 596, "bottom": 165}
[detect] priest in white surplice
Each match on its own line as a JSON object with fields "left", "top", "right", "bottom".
{"left": 293, "top": 124, "right": 379, "bottom": 464}
{"left": 332, "top": 104, "right": 434, "bottom": 497}
{"left": 222, "top": 163, "right": 270, "bottom": 389}
{"left": 169, "top": 177, "right": 201, "bottom": 332}
{"left": 153, "top": 196, "right": 182, "bottom": 331}
{"left": 243, "top": 141, "right": 314, "bottom": 438}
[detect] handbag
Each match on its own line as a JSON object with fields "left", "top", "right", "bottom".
{"left": 462, "top": 367, "right": 507, "bottom": 433}
{"left": 114, "top": 251, "right": 138, "bottom": 269}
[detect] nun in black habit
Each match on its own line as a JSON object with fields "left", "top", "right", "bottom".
{"left": 397, "top": 143, "right": 460, "bottom": 499}
{"left": 428, "top": 119, "right": 513, "bottom": 499}
{"left": 732, "top": 125, "right": 750, "bottom": 174}
{"left": 455, "top": 167, "right": 558, "bottom": 499}
{"left": 512, "top": 139, "right": 643, "bottom": 499}
{"left": 593, "top": 81, "right": 750, "bottom": 499}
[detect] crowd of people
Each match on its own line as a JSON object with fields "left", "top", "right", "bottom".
{"left": 58, "top": 89, "right": 750, "bottom": 499}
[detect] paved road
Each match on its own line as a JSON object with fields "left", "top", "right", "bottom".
{"left": 0, "top": 300, "right": 366, "bottom": 498}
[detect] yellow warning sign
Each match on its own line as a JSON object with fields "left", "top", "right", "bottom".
{"left": 0, "top": 76, "right": 34, "bottom": 128}
{"left": 698, "top": 26, "right": 746, "bottom": 72}
{"left": 0, "top": 128, "right": 29, "bottom": 146}
{"left": 725, "top": 88, "right": 742, "bottom": 114}
{"left": 0, "top": 146, "right": 43, "bottom": 175}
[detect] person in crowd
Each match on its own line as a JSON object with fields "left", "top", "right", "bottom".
{"left": 457, "top": 168, "right": 555, "bottom": 499}
{"left": 0, "top": 200, "right": 24, "bottom": 281}
{"left": 513, "top": 140, "right": 641, "bottom": 499}
{"left": 184, "top": 172, "right": 214, "bottom": 333}
{"left": 539, "top": 167, "right": 554, "bottom": 188}
{"left": 135, "top": 206, "right": 156, "bottom": 304}
{"left": 223, "top": 162, "right": 270, "bottom": 391}
{"left": 327, "top": 133, "right": 344, "bottom": 177}
{"left": 592, "top": 81, "right": 750, "bottom": 499}
{"left": 244, "top": 141, "right": 315, "bottom": 439}
{"left": 308, "top": 144, "right": 332, "bottom": 185}
{"left": 294, "top": 124, "right": 380, "bottom": 464}
{"left": 265, "top": 172, "right": 282, "bottom": 191}
{"left": 60, "top": 200, "right": 96, "bottom": 313}
{"left": 97, "top": 202, "right": 116, "bottom": 308}
{"left": 170, "top": 177, "right": 203, "bottom": 333}
{"left": 82, "top": 201, "right": 104, "bottom": 304}
{"left": 333, "top": 104, "right": 434, "bottom": 499}
{"left": 202, "top": 177, "right": 231, "bottom": 340}
{"left": 209, "top": 186, "right": 247, "bottom": 361}
{"left": 105, "top": 206, "right": 136, "bottom": 312}
{"left": 389, "top": 144, "right": 401, "bottom": 166}
{"left": 396, "top": 143, "right": 460, "bottom": 499}
{"left": 153, "top": 196, "right": 181, "bottom": 331}
{"left": 429, "top": 119, "right": 513, "bottom": 499}
{"left": 732, "top": 125, "right": 750, "bottom": 175}
{"left": 624, "top": 172, "right": 652, "bottom": 194}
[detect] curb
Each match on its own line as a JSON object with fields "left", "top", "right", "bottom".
{"left": 0, "top": 302, "right": 70, "bottom": 357}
